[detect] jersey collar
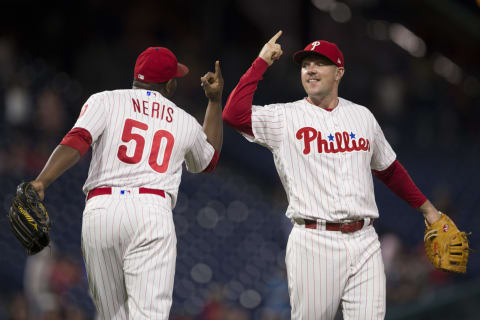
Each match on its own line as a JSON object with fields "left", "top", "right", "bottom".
{"left": 304, "top": 97, "right": 341, "bottom": 113}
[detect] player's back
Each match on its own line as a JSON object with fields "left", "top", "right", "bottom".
{"left": 76, "top": 89, "right": 212, "bottom": 203}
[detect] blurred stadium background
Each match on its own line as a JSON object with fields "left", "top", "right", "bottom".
{"left": 1, "top": 0, "right": 479, "bottom": 319}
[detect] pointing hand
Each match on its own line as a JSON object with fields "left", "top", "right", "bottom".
{"left": 259, "top": 30, "right": 283, "bottom": 66}
{"left": 201, "top": 61, "right": 224, "bottom": 102}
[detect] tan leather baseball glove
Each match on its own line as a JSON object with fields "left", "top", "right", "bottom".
{"left": 424, "top": 213, "right": 469, "bottom": 273}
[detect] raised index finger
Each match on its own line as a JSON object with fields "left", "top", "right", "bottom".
{"left": 268, "top": 30, "right": 283, "bottom": 44}
{"left": 215, "top": 60, "right": 222, "bottom": 78}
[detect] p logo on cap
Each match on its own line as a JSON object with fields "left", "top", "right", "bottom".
{"left": 293, "top": 40, "right": 344, "bottom": 67}
{"left": 311, "top": 41, "right": 321, "bottom": 51}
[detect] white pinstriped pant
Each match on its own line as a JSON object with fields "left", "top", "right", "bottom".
{"left": 286, "top": 223, "right": 385, "bottom": 320}
{"left": 81, "top": 189, "right": 176, "bottom": 320}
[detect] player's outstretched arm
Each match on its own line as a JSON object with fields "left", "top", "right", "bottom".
{"left": 222, "top": 31, "right": 283, "bottom": 135}
{"left": 30, "top": 145, "right": 81, "bottom": 200}
{"left": 201, "top": 60, "right": 224, "bottom": 153}
{"left": 373, "top": 160, "right": 441, "bottom": 224}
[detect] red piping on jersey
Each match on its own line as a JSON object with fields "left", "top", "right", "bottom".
{"left": 60, "top": 127, "right": 93, "bottom": 156}
{"left": 203, "top": 151, "right": 219, "bottom": 173}
{"left": 373, "top": 160, "right": 427, "bottom": 208}
{"left": 305, "top": 97, "right": 334, "bottom": 112}
{"left": 223, "top": 57, "right": 269, "bottom": 136}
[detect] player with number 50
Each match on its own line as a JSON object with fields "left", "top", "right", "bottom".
{"left": 27, "top": 46, "right": 224, "bottom": 319}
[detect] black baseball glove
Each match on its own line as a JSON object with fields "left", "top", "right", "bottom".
{"left": 7, "top": 182, "right": 50, "bottom": 255}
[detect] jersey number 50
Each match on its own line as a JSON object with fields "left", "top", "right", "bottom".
{"left": 117, "top": 118, "right": 174, "bottom": 173}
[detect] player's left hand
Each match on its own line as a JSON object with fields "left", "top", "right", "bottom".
{"left": 29, "top": 180, "right": 45, "bottom": 201}
{"left": 424, "top": 212, "right": 470, "bottom": 273}
{"left": 201, "top": 61, "right": 223, "bottom": 102}
{"left": 7, "top": 182, "right": 51, "bottom": 255}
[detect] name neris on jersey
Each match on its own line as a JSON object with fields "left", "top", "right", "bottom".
{"left": 296, "top": 126, "right": 370, "bottom": 155}
{"left": 132, "top": 95, "right": 174, "bottom": 122}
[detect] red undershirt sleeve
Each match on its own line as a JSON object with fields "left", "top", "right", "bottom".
{"left": 203, "top": 150, "right": 220, "bottom": 173}
{"left": 222, "top": 57, "right": 269, "bottom": 136}
{"left": 60, "top": 127, "right": 93, "bottom": 156}
{"left": 373, "top": 160, "right": 427, "bottom": 208}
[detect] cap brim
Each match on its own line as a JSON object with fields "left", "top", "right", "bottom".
{"left": 175, "top": 63, "right": 189, "bottom": 78}
{"left": 293, "top": 50, "right": 335, "bottom": 65}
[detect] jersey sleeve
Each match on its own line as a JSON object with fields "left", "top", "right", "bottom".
{"left": 241, "top": 103, "right": 285, "bottom": 150}
{"left": 71, "top": 93, "right": 107, "bottom": 144}
{"left": 185, "top": 121, "right": 215, "bottom": 173}
{"left": 222, "top": 57, "right": 269, "bottom": 136}
{"left": 373, "top": 160, "right": 427, "bottom": 208}
{"left": 370, "top": 115, "right": 396, "bottom": 171}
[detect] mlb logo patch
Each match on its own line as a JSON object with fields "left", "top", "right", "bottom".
{"left": 443, "top": 224, "right": 449, "bottom": 232}
{"left": 120, "top": 190, "right": 131, "bottom": 195}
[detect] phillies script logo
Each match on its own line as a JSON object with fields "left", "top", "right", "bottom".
{"left": 296, "top": 127, "right": 370, "bottom": 154}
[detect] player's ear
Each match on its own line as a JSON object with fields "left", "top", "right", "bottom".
{"left": 335, "top": 67, "right": 345, "bottom": 82}
{"left": 164, "top": 78, "right": 177, "bottom": 97}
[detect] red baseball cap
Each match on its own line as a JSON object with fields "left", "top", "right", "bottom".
{"left": 134, "top": 47, "right": 189, "bottom": 83}
{"left": 293, "top": 40, "right": 344, "bottom": 67}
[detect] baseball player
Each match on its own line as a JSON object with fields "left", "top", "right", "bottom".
{"left": 222, "top": 31, "right": 443, "bottom": 319}
{"left": 28, "top": 47, "right": 224, "bottom": 319}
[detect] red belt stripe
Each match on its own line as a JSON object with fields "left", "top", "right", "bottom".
{"left": 302, "top": 218, "right": 373, "bottom": 233}
{"left": 87, "top": 187, "right": 165, "bottom": 200}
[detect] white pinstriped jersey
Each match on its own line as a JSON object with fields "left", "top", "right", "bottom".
{"left": 72, "top": 89, "right": 214, "bottom": 207}
{"left": 244, "top": 97, "right": 396, "bottom": 221}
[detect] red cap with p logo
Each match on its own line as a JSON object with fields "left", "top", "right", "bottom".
{"left": 293, "top": 40, "right": 344, "bottom": 67}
